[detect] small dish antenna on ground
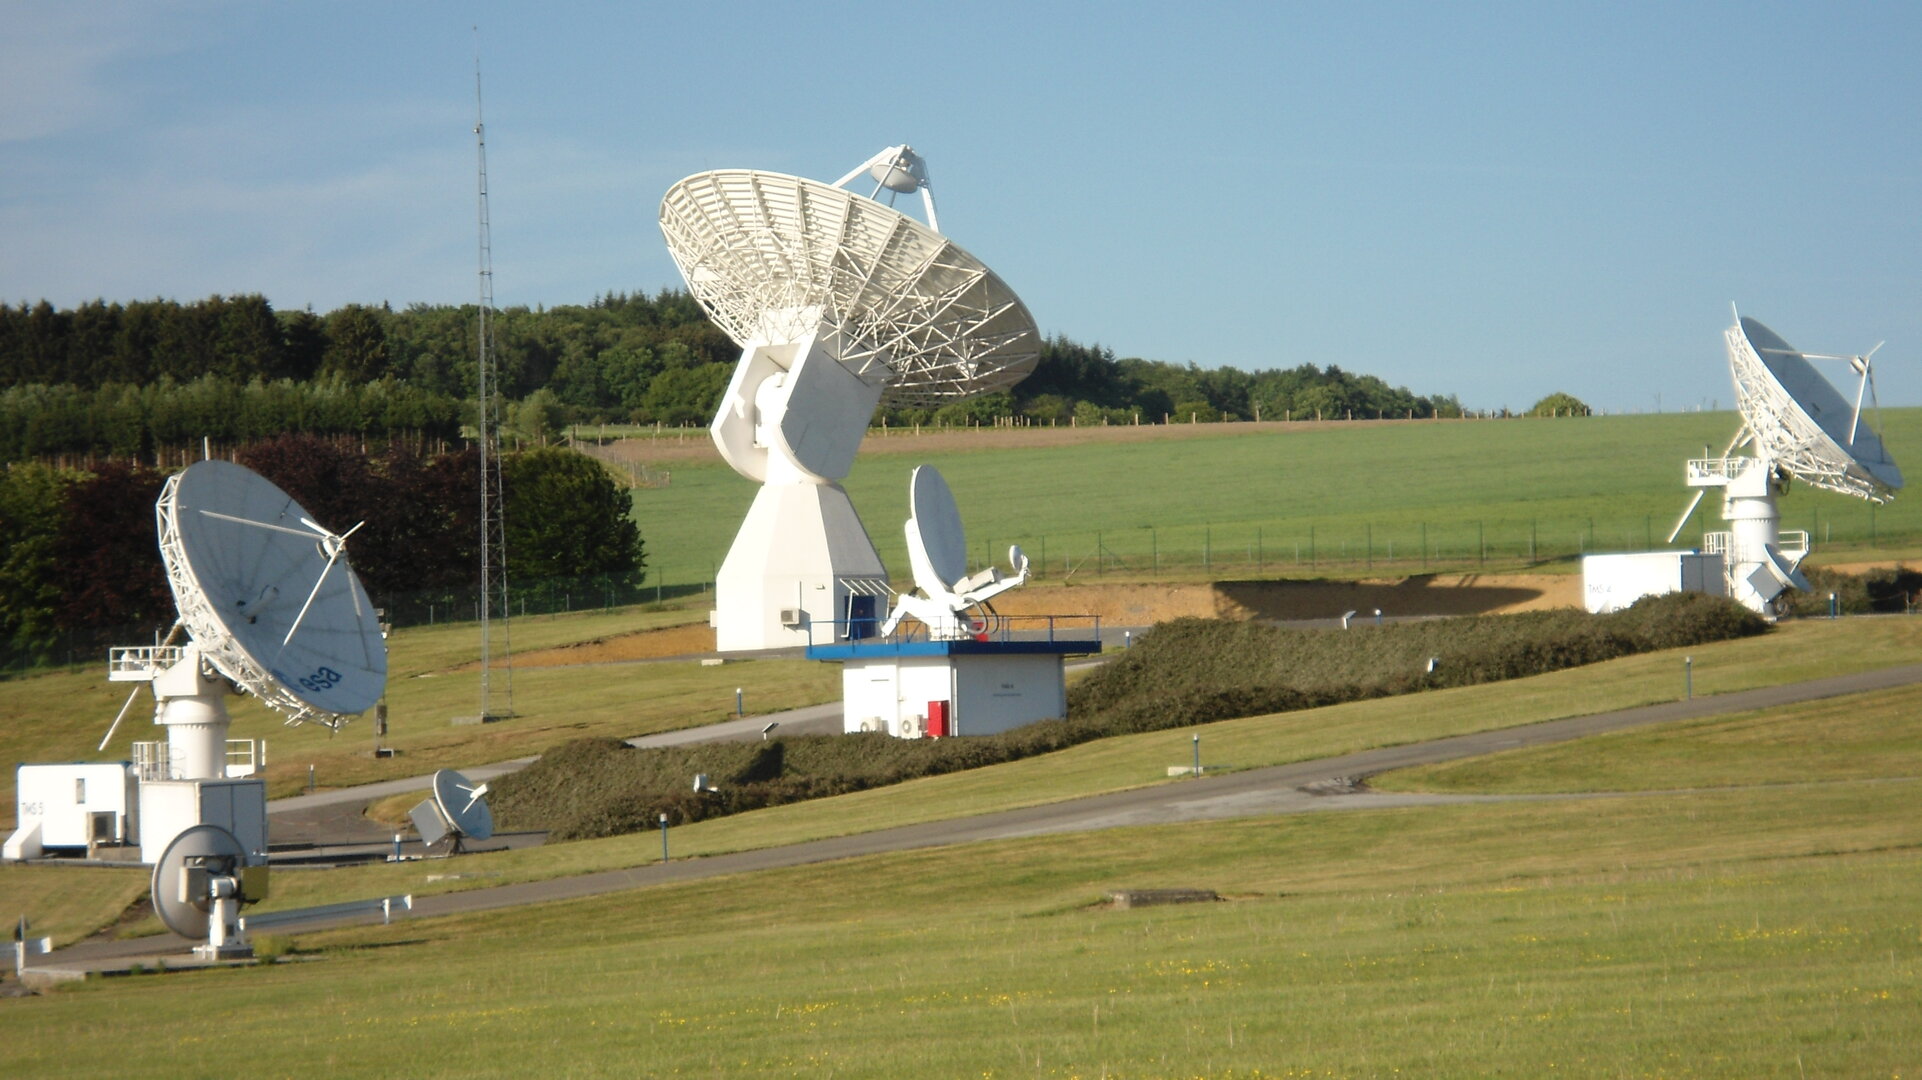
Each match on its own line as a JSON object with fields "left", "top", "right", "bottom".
{"left": 410, "top": 769, "right": 494, "bottom": 853}
{"left": 1666, "top": 308, "right": 1903, "bottom": 615}
{"left": 880, "top": 465, "right": 1030, "bottom": 639}
{"left": 660, "top": 145, "right": 1039, "bottom": 651}
{"left": 150, "top": 823, "right": 267, "bottom": 959}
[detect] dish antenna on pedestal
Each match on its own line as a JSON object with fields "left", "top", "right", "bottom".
{"left": 410, "top": 769, "right": 494, "bottom": 853}
{"left": 151, "top": 823, "right": 267, "bottom": 959}
{"left": 880, "top": 465, "right": 1030, "bottom": 639}
{"left": 660, "top": 145, "right": 1039, "bottom": 651}
{"left": 1667, "top": 308, "right": 1903, "bottom": 615}
{"left": 107, "top": 458, "right": 387, "bottom": 864}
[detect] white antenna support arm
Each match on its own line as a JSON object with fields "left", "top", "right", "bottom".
{"left": 710, "top": 322, "right": 884, "bottom": 485}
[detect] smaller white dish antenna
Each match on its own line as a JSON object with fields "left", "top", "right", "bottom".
{"left": 1730, "top": 313, "right": 1903, "bottom": 498}
{"left": 410, "top": 769, "right": 493, "bottom": 851}
{"left": 1665, "top": 308, "right": 1904, "bottom": 617}
{"left": 150, "top": 823, "right": 264, "bottom": 957}
{"left": 159, "top": 459, "right": 387, "bottom": 728}
{"left": 907, "top": 466, "right": 969, "bottom": 591}
{"left": 881, "top": 465, "right": 1031, "bottom": 639}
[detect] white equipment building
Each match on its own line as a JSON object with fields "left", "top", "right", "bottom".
{"left": 806, "top": 466, "right": 1100, "bottom": 738}
{"left": 659, "top": 145, "right": 1040, "bottom": 651}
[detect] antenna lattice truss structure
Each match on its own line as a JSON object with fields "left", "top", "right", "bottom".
{"left": 659, "top": 168, "right": 1038, "bottom": 408}
{"left": 474, "top": 58, "right": 512, "bottom": 718}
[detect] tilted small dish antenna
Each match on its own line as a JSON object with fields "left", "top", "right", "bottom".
{"left": 1667, "top": 308, "right": 1903, "bottom": 615}
{"left": 880, "top": 465, "right": 1030, "bottom": 640}
{"left": 410, "top": 768, "right": 494, "bottom": 852}
{"left": 659, "top": 144, "right": 1039, "bottom": 651}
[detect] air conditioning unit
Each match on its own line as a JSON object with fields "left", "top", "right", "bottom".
{"left": 858, "top": 718, "right": 881, "bottom": 733}
{"left": 778, "top": 607, "right": 804, "bottom": 627}
{"left": 899, "top": 715, "right": 923, "bottom": 738}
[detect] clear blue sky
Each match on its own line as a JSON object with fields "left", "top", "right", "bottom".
{"left": 4, "top": 1, "right": 1919, "bottom": 414}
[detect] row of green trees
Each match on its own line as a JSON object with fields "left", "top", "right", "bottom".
{"left": 0, "top": 377, "right": 465, "bottom": 462}
{"left": 0, "top": 291, "right": 731, "bottom": 402}
{"left": 0, "top": 294, "right": 1461, "bottom": 461}
{"left": 0, "top": 435, "right": 645, "bottom": 668}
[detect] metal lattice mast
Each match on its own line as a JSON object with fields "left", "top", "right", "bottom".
{"left": 474, "top": 50, "right": 512, "bottom": 718}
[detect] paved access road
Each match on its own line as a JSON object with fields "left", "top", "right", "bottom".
{"left": 40, "top": 660, "right": 1922, "bottom": 969}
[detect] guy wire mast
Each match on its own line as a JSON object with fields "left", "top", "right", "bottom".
{"left": 474, "top": 39, "right": 513, "bottom": 719}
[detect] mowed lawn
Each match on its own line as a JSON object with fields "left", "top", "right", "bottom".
{"left": 4, "top": 680, "right": 1918, "bottom": 1077}
{"left": 630, "top": 408, "right": 1922, "bottom": 586}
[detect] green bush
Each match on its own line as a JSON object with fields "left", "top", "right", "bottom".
{"left": 1786, "top": 566, "right": 1922, "bottom": 617}
{"left": 493, "top": 592, "right": 1769, "bottom": 839}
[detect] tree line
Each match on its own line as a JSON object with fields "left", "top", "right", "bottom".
{"left": 0, "top": 434, "right": 645, "bottom": 668}
{"left": 0, "top": 293, "right": 1463, "bottom": 463}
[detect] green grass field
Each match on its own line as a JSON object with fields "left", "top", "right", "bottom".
{"left": 5, "top": 413, "right": 1922, "bottom": 1075}
{"left": 4, "top": 680, "right": 1917, "bottom": 1076}
{"left": 629, "top": 409, "right": 1922, "bottom": 588}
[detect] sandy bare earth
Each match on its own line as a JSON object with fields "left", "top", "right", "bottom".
{"left": 492, "top": 573, "right": 1582, "bottom": 669}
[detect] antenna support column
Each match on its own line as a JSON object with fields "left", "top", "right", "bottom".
{"left": 150, "top": 645, "right": 232, "bottom": 781}
{"left": 709, "top": 321, "right": 889, "bottom": 651}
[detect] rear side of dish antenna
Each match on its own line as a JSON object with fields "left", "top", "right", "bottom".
{"left": 881, "top": 465, "right": 1030, "bottom": 639}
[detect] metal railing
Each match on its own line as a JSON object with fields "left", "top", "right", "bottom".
{"left": 131, "top": 739, "right": 266, "bottom": 781}
{"left": 806, "top": 613, "right": 1102, "bottom": 648}
{"left": 107, "top": 645, "right": 185, "bottom": 682}
{"left": 1703, "top": 530, "right": 1810, "bottom": 561}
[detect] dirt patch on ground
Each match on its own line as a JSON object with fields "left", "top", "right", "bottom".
{"left": 996, "top": 575, "right": 1578, "bottom": 623}
{"left": 574, "top": 418, "right": 1423, "bottom": 472}
{"left": 482, "top": 572, "right": 1581, "bottom": 668}
{"left": 457, "top": 622, "right": 718, "bottom": 671}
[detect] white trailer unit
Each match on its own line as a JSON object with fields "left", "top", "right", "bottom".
{"left": 1582, "top": 551, "right": 1726, "bottom": 614}
{"left": 5, "top": 762, "right": 137, "bottom": 860}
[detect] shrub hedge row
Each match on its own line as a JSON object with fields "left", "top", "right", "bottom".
{"left": 492, "top": 591, "right": 1768, "bottom": 840}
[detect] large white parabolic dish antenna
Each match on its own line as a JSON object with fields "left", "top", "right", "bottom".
{"left": 1730, "top": 315, "right": 1903, "bottom": 499}
{"left": 159, "top": 460, "right": 386, "bottom": 728}
{"left": 661, "top": 147, "right": 1040, "bottom": 652}
{"left": 659, "top": 167, "right": 1040, "bottom": 407}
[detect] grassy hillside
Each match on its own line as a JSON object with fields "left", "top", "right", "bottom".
{"left": 627, "top": 408, "right": 1922, "bottom": 590}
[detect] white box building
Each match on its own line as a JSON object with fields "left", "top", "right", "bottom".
{"left": 5, "top": 762, "right": 138, "bottom": 860}
{"left": 1581, "top": 551, "right": 1726, "bottom": 614}
{"left": 810, "top": 635, "right": 1099, "bottom": 738}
